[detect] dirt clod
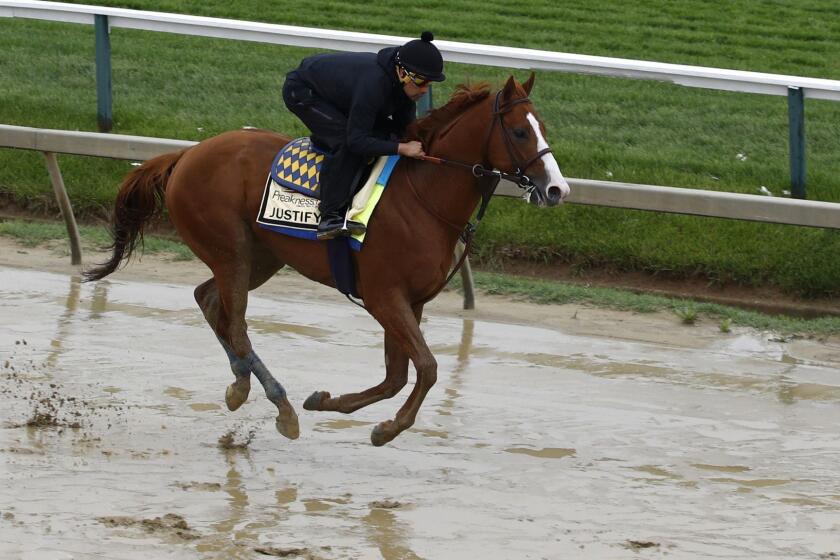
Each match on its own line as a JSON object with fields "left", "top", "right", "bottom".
{"left": 99, "top": 513, "right": 200, "bottom": 540}
{"left": 254, "top": 546, "right": 311, "bottom": 557}
{"left": 625, "top": 540, "right": 660, "bottom": 550}
{"left": 174, "top": 481, "right": 222, "bottom": 492}
{"left": 369, "top": 500, "right": 403, "bottom": 509}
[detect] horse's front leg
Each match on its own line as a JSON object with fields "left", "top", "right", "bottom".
{"left": 303, "top": 306, "right": 421, "bottom": 413}
{"left": 366, "top": 299, "right": 437, "bottom": 446}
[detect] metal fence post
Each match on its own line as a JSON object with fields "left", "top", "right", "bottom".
{"left": 787, "top": 86, "right": 806, "bottom": 199}
{"left": 453, "top": 241, "right": 475, "bottom": 310}
{"left": 95, "top": 14, "right": 113, "bottom": 132}
{"left": 43, "top": 152, "right": 83, "bottom": 265}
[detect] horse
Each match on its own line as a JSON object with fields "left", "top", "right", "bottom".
{"left": 83, "top": 73, "right": 570, "bottom": 446}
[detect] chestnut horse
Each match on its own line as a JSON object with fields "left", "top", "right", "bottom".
{"left": 84, "top": 74, "right": 570, "bottom": 446}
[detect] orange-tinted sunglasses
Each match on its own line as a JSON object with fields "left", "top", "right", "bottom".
{"left": 400, "top": 67, "right": 431, "bottom": 87}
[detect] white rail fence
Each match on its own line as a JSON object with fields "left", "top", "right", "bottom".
{"left": 6, "top": 124, "right": 839, "bottom": 230}
{"left": 3, "top": 123, "right": 839, "bottom": 261}
{"left": 4, "top": 1, "right": 840, "bottom": 99}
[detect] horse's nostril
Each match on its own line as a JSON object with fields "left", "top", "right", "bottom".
{"left": 547, "top": 186, "right": 563, "bottom": 200}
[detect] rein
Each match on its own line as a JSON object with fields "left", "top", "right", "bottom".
{"left": 403, "top": 162, "right": 479, "bottom": 307}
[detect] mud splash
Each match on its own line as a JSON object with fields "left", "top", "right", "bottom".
{"left": 3, "top": 359, "right": 126, "bottom": 434}
{"left": 217, "top": 424, "right": 258, "bottom": 450}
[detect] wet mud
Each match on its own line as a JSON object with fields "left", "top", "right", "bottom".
{"left": 2, "top": 265, "right": 840, "bottom": 559}
{"left": 98, "top": 513, "right": 201, "bottom": 541}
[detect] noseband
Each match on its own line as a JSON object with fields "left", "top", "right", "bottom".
{"left": 420, "top": 90, "right": 554, "bottom": 212}
{"left": 483, "top": 90, "right": 553, "bottom": 193}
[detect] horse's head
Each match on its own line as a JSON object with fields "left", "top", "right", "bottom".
{"left": 485, "top": 74, "right": 570, "bottom": 207}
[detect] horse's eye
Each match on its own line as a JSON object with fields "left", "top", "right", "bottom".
{"left": 513, "top": 128, "right": 528, "bottom": 140}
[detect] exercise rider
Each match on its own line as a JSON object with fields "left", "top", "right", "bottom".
{"left": 282, "top": 31, "right": 446, "bottom": 240}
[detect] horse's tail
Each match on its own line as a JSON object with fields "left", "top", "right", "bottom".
{"left": 83, "top": 149, "right": 187, "bottom": 282}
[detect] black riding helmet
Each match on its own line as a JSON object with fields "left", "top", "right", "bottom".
{"left": 396, "top": 31, "right": 446, "bottom": 82}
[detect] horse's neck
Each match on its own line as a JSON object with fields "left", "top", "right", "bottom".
{"left": 432, "top": 106, "right": 491, "bottom": 169}
{"left": 404, "top": 104, "right": 492, "bottom": 231}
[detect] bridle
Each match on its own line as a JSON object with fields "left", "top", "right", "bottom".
{"left": 484, "top": 90, "right": 553, "bottom": 197}
{"left": 418, "top": 90, "right": 554, "bottom": 220}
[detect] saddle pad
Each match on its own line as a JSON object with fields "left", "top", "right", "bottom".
{"left": 270, "top": 137, "right": 327, "bottom": 197}
{"left": 256, "top": 154, "right": 400, "bottom": 247}
{"left": 347, "top": 155, "right": 399, "bottom": 251}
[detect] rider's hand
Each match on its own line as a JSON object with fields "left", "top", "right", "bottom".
{"left": 398, "top": 141, "right": 425, "bottom": 159}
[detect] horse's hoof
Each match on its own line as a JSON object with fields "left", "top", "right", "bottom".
{"left": 275, "top": 398, "right": 300, "bottom": 440}
{"left": 370, "top": 420, "right": 397, "bottom": 447}
{"left": 225, "top": 380, "right": 250, "bottom": 411}
{"left": 303, "top": 391, "right": 330, "bottom": 411}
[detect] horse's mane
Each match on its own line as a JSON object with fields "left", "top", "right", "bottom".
{"left": 406, "top": 82, "right": 491, "bottom": 146}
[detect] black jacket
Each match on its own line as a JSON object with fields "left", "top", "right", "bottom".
{"left": 286, "top": 47, "right": 416, "bottom": 158}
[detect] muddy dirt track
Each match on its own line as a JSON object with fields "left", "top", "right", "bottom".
{"left": 2, "top": 242, "right": 840, "bottom": 559}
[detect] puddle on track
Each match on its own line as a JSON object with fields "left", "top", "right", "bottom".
{"left": 2, "top": 267, "right": 840, "bottom": 559}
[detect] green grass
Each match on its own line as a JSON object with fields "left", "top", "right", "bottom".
{"left": 453, "top": 271, "right": 840, "bottom": 336}
{"left": 675, "top": 306, "right": 699, "bottom": 325}
{"left": 4, "top": 218, "right": 839, "bottom": 336}
{"left": 2, "top": 1, "right": 840, "bottom": 296}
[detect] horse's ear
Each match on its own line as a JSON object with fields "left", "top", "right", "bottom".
{"left": 502, "top": 75, "right": 518, "bottom": 100}
{"left": 523, "top": 72, "right": 535, "bottom": 95}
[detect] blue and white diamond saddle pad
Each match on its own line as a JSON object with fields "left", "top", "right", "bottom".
{"left": 269, "top": 137, "right": 326, "bottom": 196}
{"left": 256, "top": 137, "right": 400, "bottom": 247}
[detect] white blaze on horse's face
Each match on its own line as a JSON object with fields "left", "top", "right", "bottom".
{"left": 526, "top": 112, "right": 571, "bottom": 207}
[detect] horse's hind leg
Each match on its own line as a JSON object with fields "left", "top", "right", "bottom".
{"left": 194, "top": 279, "right": 252, "bottom": 411}
{"left": 194, "top": 250, "right": 300, "bottom": 440}
{"left": 303, "top": 306, "right": 420, "bottom": 414}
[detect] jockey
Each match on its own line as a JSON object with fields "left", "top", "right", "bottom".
{"left": 283, "top": 31, "right": 446, "bottom": 240}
